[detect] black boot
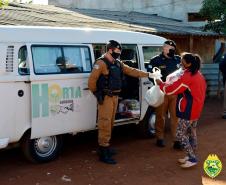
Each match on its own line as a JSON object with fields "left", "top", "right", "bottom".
{"left": 156, "top": 139, "right": 165, "bottom": 147}
{"left": 173, "top": 141, "right": 182, "bottom": 150}
{"left": 108, "top": 147, "right": 117, "bottom": 156}
{"left": 97, "top": 147, "right": 117, "bottom": 157}
{"left": 99, "top": 146, "right": 117, "bottom": 165}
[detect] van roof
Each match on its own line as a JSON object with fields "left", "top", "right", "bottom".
{"left": 0, "top": 25, "right": 166, "bottom": 45}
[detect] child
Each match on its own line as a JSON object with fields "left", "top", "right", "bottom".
{"left": 156, "top": 52, "right": 206, "bottom": 168}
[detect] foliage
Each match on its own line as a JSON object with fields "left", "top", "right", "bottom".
{"left": 0, "top": 0, "right": 32, "bottom": 8}
{"left": 199, "top": 0, "right": 226, "bottom": 34}
{"left": 0, "top": 0, "right": 8, "bottom": 7}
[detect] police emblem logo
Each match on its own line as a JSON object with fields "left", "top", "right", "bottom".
{"left": 203, "top": 154, "right": 222, "bottom": 178}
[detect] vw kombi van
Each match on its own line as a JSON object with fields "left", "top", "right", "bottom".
{"left": 0, "top": 26, "right": 165, "bottom": 162}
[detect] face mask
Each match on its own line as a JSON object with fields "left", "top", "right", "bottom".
{"left": 111, "top": 51, "right": 121, "bottom": 60}
{"left": 167, "top": 49, "right": 175, "bottom": 58}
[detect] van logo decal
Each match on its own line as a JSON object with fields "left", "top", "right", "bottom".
{"left": 32, "top": 83, "right": 82, "bottom": 118}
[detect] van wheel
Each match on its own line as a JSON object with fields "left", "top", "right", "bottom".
{"left": 138, "top": 108, "right": 156, "bottom": 138}
{"left": 21, "top": 133, "right": 63, "bottom": 163}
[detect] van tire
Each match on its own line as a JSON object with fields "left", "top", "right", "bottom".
{"left": 137, "top": 108, "right": 156, "bottom": 138}
{"left": 21, "top": 133, "right": 63, "bottom": 163}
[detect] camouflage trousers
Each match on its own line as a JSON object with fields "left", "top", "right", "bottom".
{"left": 176, "top": 119, "right": 198, "bottom": 159}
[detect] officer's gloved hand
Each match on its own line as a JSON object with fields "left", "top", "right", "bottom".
{"left": 149, "top": 72, "right": 162, "bottom": 79}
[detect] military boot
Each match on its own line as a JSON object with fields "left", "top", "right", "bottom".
{"left": 99, "top": 146, "right": 117, "bottom": 165}
{"left": 173, "top": 141, "right": 183, "bottom": 150}
{"left": 156, "top": 139, "right": 165, "bottom": 147}
{"left": 107, "top": 147, "right": 117, "bottom": 156}
{"left": 97, "top": 147, "right": 117, "bottom": 156}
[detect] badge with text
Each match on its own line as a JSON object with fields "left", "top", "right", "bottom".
{"left": 203, "top": 154, "right": 222, "bottom": 178}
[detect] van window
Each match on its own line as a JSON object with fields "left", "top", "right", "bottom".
{"left": 31, "top": 45, "right": 92, "bottom": 74}
{"left": 93, "top": 44, "right": 139, "bottom": 69}
{"left": 120, "top": 45, "right": 139, "bottom": 69}
{"left": 18, "top": 46, "right": 30, "bottom": 75}
{"left": 142, "top": 46, "right": 162, "bottom": 71}
{"left": 93, "top": 44, "right": 106, "bottom": 59}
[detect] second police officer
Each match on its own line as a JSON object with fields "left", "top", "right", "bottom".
{"left": 88, "top": 40, "right": 153, "bottom": 164}
{"left": 149, "top": 40, "right": 181, "bottom": 149}
{"left": 219, "top": 53, "right": 226, "bottom": 119}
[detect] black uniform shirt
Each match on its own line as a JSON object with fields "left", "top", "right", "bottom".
{"left": 219, "top": 54, "right": 226, "bottom": 75}
{"left": 148, "top": 53, "right": 181, "bottom": 81}
{"left": 219, "top": 54, "right": 226, "bottom": 85}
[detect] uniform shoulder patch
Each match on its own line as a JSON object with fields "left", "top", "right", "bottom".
{"left": 94, "top": 59, "right": 109, "bottom": 70}
{"left": 93, "top": 64, "right": 100, "bottom": 70}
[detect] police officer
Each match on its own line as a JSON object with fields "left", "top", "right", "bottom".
{"left": 88, "top": 40, "right": 151, "bottom": 164}
{"left": 219, "top": 54, "right": 226, "bottom": 119}
{"left": 149, "top": 40, "right": 181, "bottom": 148}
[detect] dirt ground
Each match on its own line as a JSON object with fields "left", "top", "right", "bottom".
{"left": 0, "top": 97, "right": 226, "bottom": 185}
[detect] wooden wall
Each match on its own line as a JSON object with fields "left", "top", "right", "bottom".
{"left": 159, "top": 35, "right": 220, "bottom": 64}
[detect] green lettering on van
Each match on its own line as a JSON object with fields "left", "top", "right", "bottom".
{"left": 62, "top": 86, "right": 81, "bottom": 99}
{"left": 32, "top": 84, "right": 49, "bottom": 118}
{"left": 62, "top": 87, "right": 70, "bottom": 99}
{"left": 74, "top": 86, "right": 81, "bottom": 98}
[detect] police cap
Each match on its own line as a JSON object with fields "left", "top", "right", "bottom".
{"left": 107, "top": 40, "right": 122, "bottom": 51}
{"left": 164, "top": 40, "right": 176, "bottom": 49}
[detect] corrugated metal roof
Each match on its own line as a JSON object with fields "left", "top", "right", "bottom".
{"left": 0, "top": 3, "right": 219, "bottom": 36}
{"left": 74, "top": 9, "right": 219, "bottom": 36}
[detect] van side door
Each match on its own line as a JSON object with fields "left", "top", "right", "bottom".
{"left": 28, "top": 44, "right": 97, "bottom": 139}
{"left": 138, "top": 45, "right": 162, "bottom": 119}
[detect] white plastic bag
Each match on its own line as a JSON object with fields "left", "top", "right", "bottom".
{"left": 149, "top": 67, "right": 162, "bottom": 79}
{"left": 145, "top": 67, "right": 164, "bottom": 107}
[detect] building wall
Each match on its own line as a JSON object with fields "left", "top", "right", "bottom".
{"left": 49, "top": 0, "right": 203, "bottom": 23}
{"left": 162, "top": 35, "right": 216, "bottom": 63}
{"left": 193, "top": 37, "right": 215, "bottom": 63}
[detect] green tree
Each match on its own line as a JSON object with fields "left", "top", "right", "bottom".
{"left": 0, "top": 0, "right": 8, "bottom": 7}
{"left": 199, "top": 0, "right": 226, "bottom": 34}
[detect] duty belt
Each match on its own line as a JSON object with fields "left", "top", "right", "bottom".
{"left": 103, "top": 89, "right": 121, "bottom": 96}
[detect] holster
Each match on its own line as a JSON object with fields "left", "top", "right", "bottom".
{"left": 93, "top": 91, "right": 104, "bottom": 105}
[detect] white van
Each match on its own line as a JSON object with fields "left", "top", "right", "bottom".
{"left": 0, "top": 26, "right": 165, "bottom": 162}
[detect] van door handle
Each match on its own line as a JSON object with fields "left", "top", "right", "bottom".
{"left": 83, "top": 87, "right": 89, "bottom": 90}
{"left": 18, "top": 90, "right": 24, "bottom": 97}
{"left": 143, "top": 81, "right": 152, "bottom": 85}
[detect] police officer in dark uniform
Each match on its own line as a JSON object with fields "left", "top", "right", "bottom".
{"left": 88, "top": 40, "right": 151, "bottom": 164}
{"left": 149, "top": 40, "right": 181, "bottom": 148}
{"left": 219, "top": 54, "right": 226, "bottom": 119}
